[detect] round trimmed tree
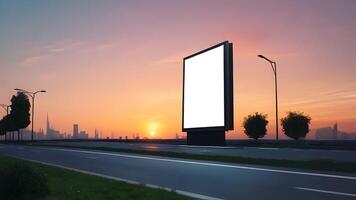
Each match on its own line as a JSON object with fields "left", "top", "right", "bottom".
{"left": 281, "top": 111, "right": 311, "bottom": 140}
{"left": 243, "top": 112, "right": 268, "bottom": 140}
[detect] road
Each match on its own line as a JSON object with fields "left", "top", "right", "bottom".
{"left": 0, "top": 144, "right": 356, "bottom": 200}
{"left": 38, "top": 140, "right": 356, "bottom": 162}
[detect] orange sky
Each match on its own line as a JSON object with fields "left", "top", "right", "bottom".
{"left": 1, "top": 1, "right": 356, "bottom": 139}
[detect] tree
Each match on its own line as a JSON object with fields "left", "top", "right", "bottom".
{"left": 9, "top": 92, "right": 31, "bottom": 140}
{"left": 0, "top": 115, "right": 17, "bottom": 140}
{"left": 281, "top": 111, "right": 311, "bottom": 140}
{"left": 0, "top": 117, "right": 6, "bottom": 137}
{"left": 243, "top": 112, "right": 269, "bottom": 140}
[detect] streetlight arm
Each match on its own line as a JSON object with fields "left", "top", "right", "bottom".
{"left": 34, "top": 90, "right": 46, "bottom": 95}
{"left": 258, "top": 54, "right": 274, "bottom": 63}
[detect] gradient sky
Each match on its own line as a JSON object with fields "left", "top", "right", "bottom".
{"left": 1, "top": 0, "right": 356, "bottom": 139}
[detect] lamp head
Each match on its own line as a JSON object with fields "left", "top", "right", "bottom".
{"left": 257, "top": 54, "right": 266, "bottom": 59}
{"left": 257, "top": 54, "right": 274, "bottom": 63}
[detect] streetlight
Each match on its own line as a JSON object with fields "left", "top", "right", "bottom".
{"left": 14, "top": 88, "right": 46, "bottom": 141}
{"left": 257, "top": 54, "right": 279, "bottom": 141}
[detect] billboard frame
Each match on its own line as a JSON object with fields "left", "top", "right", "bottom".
{"left": 182, "top": 41, "right": 234, "bottom": 133}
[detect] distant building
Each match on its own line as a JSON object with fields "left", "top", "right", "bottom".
{"left": 71, "top": 124, "right": 88, "bottom": 139}
{"left": 339, "top": 131, "right": 356, "bottom": 140}
{"left": 36, "top": 128, "right": 45, "bottom": 140}
{"left": 20, "top": 129, "right": 32, "bottom": 140}
{"left": 94, "top": 129, "right": 99, "bottom": 139}
{"left": 316, "top": 123, "right": 356, "bottom": 140}
{"left": 46, "top": 114, "right": 64, "bottom": 140}
{"left": 78, "top": 131, "right": 89, "bottom": 139}
{"left": 133, "top": 133, "right": 140, "bottom": 140}
{"left": 315, "top": 123, "right": 338, "bottom": 140}
{"left": 72, "top": 124, "right": 79, "bottom": 139}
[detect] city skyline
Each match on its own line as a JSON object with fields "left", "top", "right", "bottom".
{"left": 1, "top": 0, "right": 356, "bottom": 139}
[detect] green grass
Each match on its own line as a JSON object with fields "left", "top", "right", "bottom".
{"left": 0, "top": 155, "right": 190, "bottom": 200}
{"left": 26, "top": 143, "right": 356, "bottom": 173}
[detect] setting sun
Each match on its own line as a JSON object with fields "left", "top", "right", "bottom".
{"left": 146, "top": 122, "right": 159, "bottom": 138}
{"left": 149, "top": 131, "right": 156, "bottom": 137}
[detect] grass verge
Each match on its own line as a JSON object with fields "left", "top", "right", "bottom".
{"left": 0, "top": 155, "right": 190, "bottom": 200}
{"left": 25, "top": 143, "right": 356, "bottom": 174}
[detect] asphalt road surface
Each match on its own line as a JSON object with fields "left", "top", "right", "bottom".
{"left": 0, "top": 144, "right": 355, "bottom": 200}
{"left": 38, "top": 141, "right": 356, "bottom": 162}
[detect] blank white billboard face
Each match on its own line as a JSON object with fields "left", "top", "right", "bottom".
{"left": 183, "top": 45, "right": 225, "bottom": 129}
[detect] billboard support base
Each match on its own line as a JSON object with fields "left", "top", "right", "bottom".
{"left": 187, "top": 131, "right": 225, "bottom": 146}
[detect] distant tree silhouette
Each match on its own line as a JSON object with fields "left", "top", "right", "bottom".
{"left": 281, "top": 112, "right": 311, "bottom": 140}
{"left": 243, "top": 112, "right": 269, "bottom": 140}
{"left": 1, "top": 115, "right": 17, "bottom": 140}
{"left": 9, "top": 92, "right": 31, "bottom": 141}
{"left": 0, "top": 116, "right": 7, "bottom": 138}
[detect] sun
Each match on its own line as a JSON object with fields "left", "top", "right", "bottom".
{"left": 147, "top": 122, "right": 159, "bottom": 138}
{"left": 149, "top": 131, "right": 156, "bottom": 136}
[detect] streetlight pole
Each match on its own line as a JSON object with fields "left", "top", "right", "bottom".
{"left": 14, "top": 88, "right": 46, "bottom": 141}
{"left": 0, "top": 104, "right": 10, "bottom": 116}
{"left": 258, "top": 55, "right": 279, "bottom": 141}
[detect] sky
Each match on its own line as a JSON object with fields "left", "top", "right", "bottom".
{"left": 1, "top": 0, "right": 356, "bottom": 139}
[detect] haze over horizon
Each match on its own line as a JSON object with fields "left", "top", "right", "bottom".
{"left": 1, "top": 0, "right": 356, "bottom": 139}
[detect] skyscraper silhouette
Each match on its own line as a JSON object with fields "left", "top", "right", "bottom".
{"left": 73, "top": 124, "right": 79, "bottom": 139}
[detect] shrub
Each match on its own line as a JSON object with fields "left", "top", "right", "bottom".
{"left": 243, "top": 112, "right": 269, "bottom": 140}
{"left": 281, "top": 111, "right": 311, "bottom": 140}
{"left": 0, "top": 160, "right": 49, "bottom": 199}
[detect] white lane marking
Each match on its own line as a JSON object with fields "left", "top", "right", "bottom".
{"left": 9, "top": 156, "right": 221, "bottom": 200}
{"left": 33, "top": 146, "right": 356, "bottom": 181}
{"left": 176, "top": 190, "right": 223, "bottom": 200}
{"left": 145, "top": 184, "right": 172, "bottom": 192}
{"left": 295, "top": 187, "right": 356, "bottom": 197}
{"left": 145, "top": 184, "right": 162, "bottom": 189}
{"left": 178, "top": 145, "right": 236, "bottom": 149}
{"left": 126, "top": 180, "right": 140, "bottom": 185}
{"left": 257, "top": 147, "right": 280, "bottom": 150}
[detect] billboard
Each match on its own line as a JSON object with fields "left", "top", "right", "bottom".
{"left": 183, "top": 41, "right": 233, "bottom": 132}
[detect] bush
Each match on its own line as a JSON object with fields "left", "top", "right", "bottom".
{"left": 0, "top": 160, "right": 49, "bottom": 200}
{"left": 281, "top": 111, "right": 311, "bottom": 140}
{"left": 243, "top": 112, "right": 269, "bottom": 140}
